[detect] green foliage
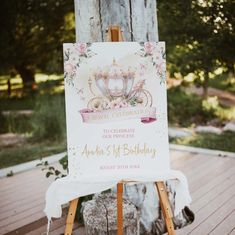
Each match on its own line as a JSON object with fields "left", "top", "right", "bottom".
{"left": 168, "top": 87, "right": 205, "bottom": 126}
{"left": 38, "top": 156, "right": 68, "bottom": 180}
{"left": 158, "top": 0, "right": 235, "bottom": 93}
{"left": 208, "top": 73, "right": 235, "bottom": 94}
{"left": 0, "top": 142, "right": 66, "bottom": 168}
{"left": 0, "top": 113, "right": 33, "bottom": 134}
{"left": 0, "top": 0, "right": 75, "bottom": 85}
{"left": 0, "top": 113, "right": 8, "bottom": 133}
{"left": 59, "top": 155, "right": 68, "bottom": 171}
{"left": 214, "top": 106, "right": 235, "bottom": 122}
{"left": 202, "top": 96, "right": 219, "bottom": 118}
{"left": 170, "top": 131, "right": 235, "bottom": 152}
{"left": 0, "top": 96, "right": 35, "bottom": 110}
{"left": 167, "top": 87, "right": 235, "bottom": 127}
{"left": 31, "top": 94, "right": 66, "bottom": 141}
{"left": 6, "top": 171, "right": 14, "bottom": 177}
{"left": 75, "top": 195, "right": 94, "bottom": 224}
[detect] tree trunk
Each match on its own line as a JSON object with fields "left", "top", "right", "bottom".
{"left": 226, "top": 61, "right": 235, "bottom": 79}
{"left": 202, "top": 71, "right": 209, "bottom": 98}
{"left": 83, "top": 193, "right": 138, "bottom": 235}
{"left": 74, "top": 0, "right": 158, "bottom": 42}
{"left": 7, "top": 79, "right": 11, "bottom": 97}
{"left": 15, "top": 65, "right": 35, "bottom": 92}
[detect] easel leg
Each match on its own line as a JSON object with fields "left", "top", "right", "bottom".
{"left": 64, "top": 198, "right": 79, "bottom": 235}
{"left": 156, "top": 182, "right": 175, "bottom": 235}
{"left": 117, "top": 183, "right": 123, "bottom": 235}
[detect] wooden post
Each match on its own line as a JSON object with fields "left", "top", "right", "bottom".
{"left": 156, "top": 182, "right": 176, "bottom": 235}
{"left": 117, "top": 183, "right": 124, "bottom": 235}
{"left": 107, "top": 26, "right": 124, "bottom": 42}
{"left": 64, "top": 198, "right": 79, "bottom": 235}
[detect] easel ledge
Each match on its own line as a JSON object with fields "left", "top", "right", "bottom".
{"left": 64, "top": 26, "right": 175, "bottom": 235}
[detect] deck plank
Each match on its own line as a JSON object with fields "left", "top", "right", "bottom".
{"left": 209, "top": 210, "right": 235, "bottom": 235}
{"left": 191, "top": 163, "right": 235, "bottom": 201}
{"left": 191, "top": 172, "right": 235, "bottom": 213}
{"left": 1, "top": 149, "right": 235, "bottom": 234}
{"left": 190, "top": 195, "right": 235, "bottom": 234}
{"left": 176, "top": 175, "right": 235, "bottom": 235}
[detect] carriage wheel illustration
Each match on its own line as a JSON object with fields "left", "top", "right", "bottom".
{"left": 127, "top": 89, "right": 150, "bottom": 107}
{"left": 142, "top": 89, "right": 153, "bottom": 107}
{"left": 87, "top": 97, "right": 106, "bottom": 109}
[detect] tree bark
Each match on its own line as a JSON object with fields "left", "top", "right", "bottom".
{"left": 226, "top": 61, "right": 235, "bottom": 79}
{"left": 74, "top": 0, "right": 158, "bottom": 42}
{"left": 83, "top": 193, "right": 138, "bottom": 235}
{"left": 202, "top": 71, "right": 209, "bottom": 98}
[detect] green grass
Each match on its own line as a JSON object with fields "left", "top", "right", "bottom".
{"left": 168, "top": 87, "right": 207, "bottom": 127}
{"left": 167, "top": 87, "right": 235, "bottom": 127}
{"left": 170, "top": 131, "right": 235, "bottom": 152}
{"left": 0, "top": 96, "right": 35, "bottom": 111}
{"left": 0, "top": 93, "right": 66, "bottom": 136}
{"left": 208, "top": 73, "right": 235, "bottom": 94}
{"left": 0, "top": 113, "right": 33, "bottom": 134}
{"left": 0, "top": 141, "right": 66, "bottom": 169}
{"left": 31, "top": 93, "right": 66, "bottom": 141}
{"left": 0, "top": 73, "right": 64, "bottom": 98}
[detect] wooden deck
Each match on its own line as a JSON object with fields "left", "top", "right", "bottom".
{"left": 0, "top": 149, "right": 235, "bottom": 235}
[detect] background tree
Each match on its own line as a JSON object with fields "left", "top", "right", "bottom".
{"left": 0, "top": 0, "right": 75, "bottom": 91}
{"left": 158, "top": 0, "right": 235, "bottom": 97}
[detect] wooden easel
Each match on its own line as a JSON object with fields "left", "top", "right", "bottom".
{"left": 64, "top": 26, "right": 175, "bottom": 235}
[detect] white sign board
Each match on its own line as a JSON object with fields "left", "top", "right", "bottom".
{"left": 63, "top": 42, "right": 170, "bottom": 182}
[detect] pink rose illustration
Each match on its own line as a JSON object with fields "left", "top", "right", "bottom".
{"left": 144, "top": 42, "right": 155, "bottom": 55}
{"left": 133, "top": 79, "right": 145, "bottom": 91}
{"left": 139, "top": 63, "right": 147, "bottom": 76}
{"left": 65, "top": 62, "right": 76, "bottom": 76}
{"left": 120, "top": 101, "right": 128, "bottom": 108}
{"left": 156, "top": 62, "right": 166, "bottom": 74}
{"left": 75, "top": 43, "right": 87, "bottom": 55}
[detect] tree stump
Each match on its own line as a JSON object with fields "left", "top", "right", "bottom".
{"left": 83, "top": 193, "right": 139, "bottom": 235}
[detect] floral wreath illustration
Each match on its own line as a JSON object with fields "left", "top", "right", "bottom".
{"left": 64, "top": 42, "right": 166, "bottom": 88}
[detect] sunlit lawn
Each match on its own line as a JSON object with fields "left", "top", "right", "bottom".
{"left": 170, "top": 131, "right": 235, "bottom": 152}
{"left": 0, "top": 73, "right": 64, "bottom": 93}
{"left": 0, "top": 141, "right": 66, "bottom": 169}
{"left": 209, "top": 74, "right": 235, "bottom": 94}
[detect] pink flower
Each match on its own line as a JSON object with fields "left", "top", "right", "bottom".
{"left": 156, "top": 62, "right": 166, "bottom": 73}
{"left": 133, "top": 80, "right": 145, "bottom": 91}
{"left": 144, "top": 42, "right": 155, "bottom": 55}
{"left": 139, "top": 63, "right": 147, "bottom": 76}
{"left": 75, "top": 43, "right": 87, "bottom": 55}
{"left": 120, "top": 101, "right": 128, "bottom": 108}
{"left": 114, "top": 104, "right": 120, "bottom": 109}
{"left": 65, "top": 62, "right": 76, "bottom": 76}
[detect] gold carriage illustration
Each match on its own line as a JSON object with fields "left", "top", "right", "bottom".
{"left": 87, "top": 59, "right": 153, "bottom": 110}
